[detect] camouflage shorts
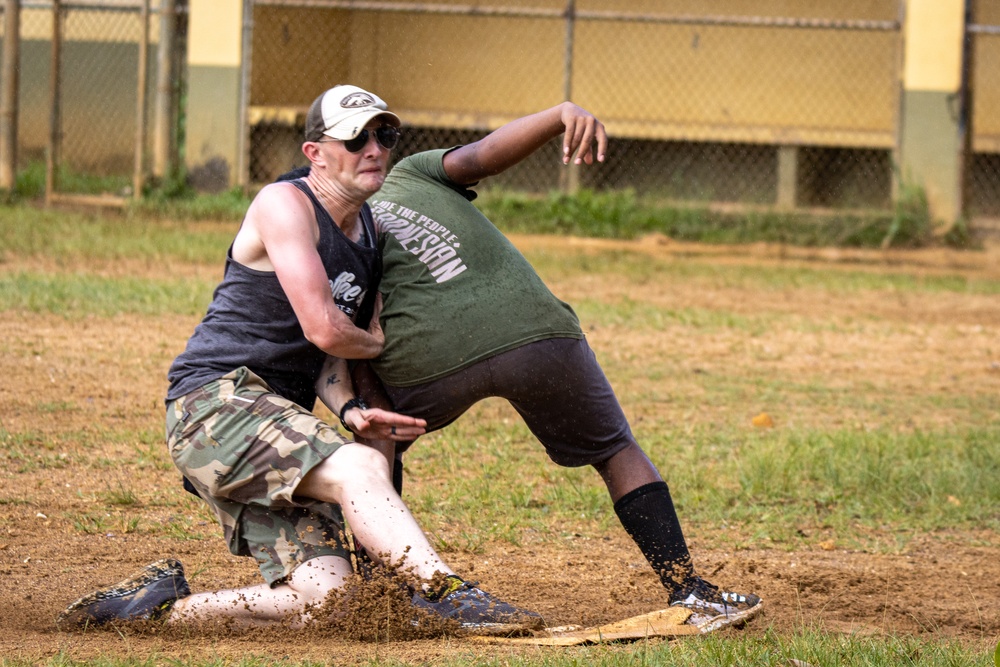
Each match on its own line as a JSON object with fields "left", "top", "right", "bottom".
{"left": 165, "top": 367, "right": 351, "bottom": 586}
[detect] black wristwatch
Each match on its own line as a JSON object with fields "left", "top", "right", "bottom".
{"left": 338, "top": 397, "right": 369, "bottom": 432}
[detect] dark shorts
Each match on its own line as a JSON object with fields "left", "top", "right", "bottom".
{"left": 165, "top": 367, "right": 350, "bottom": 586}
{"left": 382, "top": 337, "right": 636, "bottom": 467}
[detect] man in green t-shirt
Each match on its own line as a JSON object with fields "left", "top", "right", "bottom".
{"left": 342, "top": 100, "right": 763, "bottom": 633}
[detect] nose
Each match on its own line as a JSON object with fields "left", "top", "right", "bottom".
{"left": 362, "top": 131, "right": 385, "bottom": 157}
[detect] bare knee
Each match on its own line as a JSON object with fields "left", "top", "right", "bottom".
{"left": 297, "top": 443, "right": 392, "bottom": 504}
{"left": 593, "top": 442, "right": 662, "bottom": 502}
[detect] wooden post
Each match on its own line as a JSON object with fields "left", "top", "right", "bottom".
{"left": 560, "top": 0, "right": 579, "bottom": 195}
{"left": 776, "top": 145, "right": 799, "bottom": 209}
{"left": 133, "top": 0, "right": 150, "bottom": 199}
{"left": 45, "top": 0, "right": 62, "bottom": 205}
{"left": 236, "top": 0, "right": 253, "bottom": 190}
{"left": 153, "top": 0, "right": 176, "bottom": 180}
{"left": 0, "top": 0, "right": 20, "bottom": 190}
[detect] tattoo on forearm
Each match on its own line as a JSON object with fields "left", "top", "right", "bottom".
{"left": 325, "top": 375, "right": 340, "bottom": 387}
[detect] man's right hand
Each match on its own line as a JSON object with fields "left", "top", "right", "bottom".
{"left": 559, "top": 102, "right": 607, "bottom": 166}
{"left": 343, "top": 407, "right": 427, "bottom": 442}
{"left": 443, "top": 102, "right": 608, "bottom": 186}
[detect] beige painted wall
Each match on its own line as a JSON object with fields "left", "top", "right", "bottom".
{"left": 899, "top": 0, "right": 965, "bottom": 223}
{"left": 903, "top": 0, "right": 965, "bottom": 91}
{"left": 188, "top": 0, "right": 242, "bottom": 67}
{"left": 248, "top": 0, "right": 904, "bottom": 146}
{"left": 19, "top": 0, "right": 1000, "bottom": 194}
{"left": 971, "top": 0, "right": 1000, "bottom": 150}
{"left": 185, "top": 0, "right": 243, "bottom": 188}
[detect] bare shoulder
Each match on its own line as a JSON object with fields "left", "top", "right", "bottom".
{"left": 251, "top": 180, "right": 308, "bottom": 216}
{"left": 244, "top": 182, "right": 316, "bottom": 234}
{"left": 234, "top": 182, "right": 313, "bottom": 269}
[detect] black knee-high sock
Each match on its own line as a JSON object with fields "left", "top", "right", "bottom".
{"left": 613, "top": 481, "right": 694, "bottom": 598}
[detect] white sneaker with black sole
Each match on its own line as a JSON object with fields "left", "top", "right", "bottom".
{"left": 670, "top": 576, "right": 763, "bottom": 633}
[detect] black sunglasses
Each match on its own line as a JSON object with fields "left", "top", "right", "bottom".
{"left": 320, "top": 125, "right": 400, "bottom": 153}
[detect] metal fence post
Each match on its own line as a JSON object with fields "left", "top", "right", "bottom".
{"left": 0, "top": 0, "right": 20, "bottom": 191}
{"left": 560, "top": 0, "right": 579, "bottom": 195}
{"left": 237, "top": 0, "right": 254, "bottom": 191}
{"left": 134, "top": 0, "right": 150, "bottom": 199}
{"left": 154, "top": 0, "right": 177, "bottom": 181}
{"left": 45, "top": 0, "right": 63, "bottom": 206}
{"left": 891, "top": 0, "right": 906, "bottom": 205}
{"left": 956, "top": 0, "right": 974, "bottom": 223}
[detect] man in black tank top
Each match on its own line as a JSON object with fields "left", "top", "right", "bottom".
{"left": 57, "top": 86, "right": 544, "bottom": 636}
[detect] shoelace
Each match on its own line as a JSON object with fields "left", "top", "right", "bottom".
{"left": 685, "top": 578, "right": 720, "bottom": 599}
{"left": 423, "top": 575, "right": 468, "bottom": 602}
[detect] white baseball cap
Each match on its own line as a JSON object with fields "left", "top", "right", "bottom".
{"left": 305, "top": 85, "right": 401, "bottom": 142}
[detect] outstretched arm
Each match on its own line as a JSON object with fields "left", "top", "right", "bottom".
{"left": 315, "top": 355, "right": 426, "bottom": 442}
{"left": 442, "top": 102, "right": 607, "bottom": 186}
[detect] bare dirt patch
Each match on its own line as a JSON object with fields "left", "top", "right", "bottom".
{"left": 2, "top": 237, "right": 999, "bottom": 663}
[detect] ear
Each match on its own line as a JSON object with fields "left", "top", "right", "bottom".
{"left": 302, "top": 141, "right": 324, "bottom": 165}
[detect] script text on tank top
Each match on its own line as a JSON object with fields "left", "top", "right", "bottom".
{"left": 329, "top": 271, "right": 366, "bottom": 318}
{"left": 371, "top": 200, "right": 467, "bottom": 283}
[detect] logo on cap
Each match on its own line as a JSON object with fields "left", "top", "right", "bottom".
{"left": 341, "top": 92, "right": 376, "bottom": 108}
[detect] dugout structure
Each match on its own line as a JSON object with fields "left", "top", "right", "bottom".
{"left": 5, "top": 0, "right": 1000, "bottom": 228}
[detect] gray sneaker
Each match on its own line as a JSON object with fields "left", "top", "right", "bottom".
{"left": 670, "top": 577, "right": 763, "bottom": 633}
{"left": 57, "top": 558, "right": 190, "bottom": 629}
{"left": 412, "top": 575, "right": 545, "bottom": 635}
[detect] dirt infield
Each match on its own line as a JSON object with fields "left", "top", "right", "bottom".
{"left": 2, "top": 236, "right": 999, "bottom": 663}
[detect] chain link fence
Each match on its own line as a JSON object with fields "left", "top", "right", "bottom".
{"left": 10, "top": 0, "right": 181, "bottom": 203}
{"left": 5, "top": 0, "right": 1000, "bottom": 228}
{"left": 968, "top": 0, "right": 1000, "bottom": 223}
{"left": 247, "top": 1, "right": 903, "bottom": 212}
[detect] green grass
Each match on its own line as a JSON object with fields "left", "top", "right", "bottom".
{"left": 129, "top": 185, "right": 255, "bottom": 221}
{"left": 66, "top": 511, "right": 140, "bottom": 536}
{"left": 0, "top": 206, "right": 237, "bottom": 264}
{"left": 0, "top": 271, "right": 214, "bottom": 316}
{"left": 526, "top": 248, "right": 1000, "bottom": 297}
{"left": 0, "top": 428, "right": 76, "bottom": 473}
{"left": 402, "top": 417, "right": 1000, "bottom": 554}
{"left": 8, "top": 161, "right": 131, "bottom": 201}
{"left": 4, "top": 175, "right": 971, "bottom": 250}
{"left": 2, "top": 206, "right": 997, "bottom": 665}
{"left": 2, "top": 205, "right": 996, "bottom": 323}
{"left": 475, "top": 187, "right": 963, "bottom": 249}
{"left": 2, "top": 631, "right": 993, "bottom": 666}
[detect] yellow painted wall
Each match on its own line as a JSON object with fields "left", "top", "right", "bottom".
{"left": 18, "top": 6, "right": 158, "bottom": 171}
{"left": 250, "top": 6, "right": 352, "bottom": 107}
{"left": 22, "top": 7, "right": 160, "bottom": 43}
{"left": 571, "top": 22, "right": 898, "bottom": 146}
{"left": 248, "top": 0, "right": 904, "bottom": 146}
{"left": 189, "top": 0, "right": 242, "bottom": 67}
{"left": 581, "top": 0, "right": 897, "bottom": 20}
{"left": 903, "top": 0, "right": 965, "bottom": 91}
{"left": 971, "top": 0, "right": 1000, "bottom": 150}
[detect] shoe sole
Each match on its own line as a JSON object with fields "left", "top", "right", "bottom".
{"left": 457, "top": 620, "right": 545, "bottom": 637}
{"left": 689, "top": 599, "right": 763, "bottom": 634}
{"left": 57, "top": 559, "right": 189, "bottom": 629}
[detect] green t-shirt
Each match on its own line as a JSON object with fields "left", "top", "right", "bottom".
{"left": 370, "top": 149, "right": 582, "bottom": 386}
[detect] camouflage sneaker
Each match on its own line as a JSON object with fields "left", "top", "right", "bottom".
{"left": 57, "top": 558, "right": 190, "bottom": 629}
{"left": 670, "top": 576, "right": 763, "bottom": 634}
{"left": 412, "top": 575, "right": 545, "bottom": 636}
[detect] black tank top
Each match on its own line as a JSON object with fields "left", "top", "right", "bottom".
{"left": 166, "top": 179, "right": 381, "bottom": 408}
